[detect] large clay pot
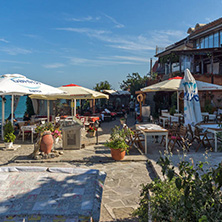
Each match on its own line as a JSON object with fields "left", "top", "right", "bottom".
{"left": 40, "top": 132, "right": 54, "bottom": 154}
{"left": 110, "top": 148, "right": 126, "bottom": 161}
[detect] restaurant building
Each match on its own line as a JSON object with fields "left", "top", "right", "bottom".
{"left": 152, "top": 17, "right": 222, "bottom": 111}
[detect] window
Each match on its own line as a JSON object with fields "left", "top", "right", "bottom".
{"left": 214, "top": 32, "right": 219, "bottom": 47}
{"left": 196, "top": 39, "right": 200, "bottom": 49}
{"left": 220, "top": 31, "right": 222, "bottom": 47}
{"left": 209, "top": 34, "right": 213, "bottom": 48}
{"left": 200, "top": 37, "right": 204, "bottom": 48}
{"left": 204, "top": 36, "right": 209, "bottom": 48}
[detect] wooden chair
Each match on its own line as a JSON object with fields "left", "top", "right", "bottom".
{"left": 168, "top": 125, "right": 188, "bottom": 151}
{"left": 160, "top": 122, "right": 179, "bottom": 145}
{"left": 193, "top": 127, "right": 213, "bottom": 152}
{"left": 126, "top": 128, "right": 145, "bottom": 152}
{"left": 187, "top": 124, "right": 195, "bottom": 144}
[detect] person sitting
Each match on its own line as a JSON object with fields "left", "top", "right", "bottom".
{"left": 7, "top": 113, "right": 17, "bottom": 122}
{"left": 23, "top": 113, "right": 31, "bottom": 121}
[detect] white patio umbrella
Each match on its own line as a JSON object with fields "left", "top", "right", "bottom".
{"left": 58, "top": 84, "right": 109, "bottom": 116}
{"left": 141, "top": 76, "right": 222, "bottom": 111}
{"left": 30, "top": 84, "right": 109, "bottom": 116}
{"left": 0, "top": 74, "right": 65, "bottom": 139}
{"left": 183, "top": 69, "right": 202, "bottom": 125}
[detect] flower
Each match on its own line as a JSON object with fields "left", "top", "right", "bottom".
{"left": 51, "top": 129, "right": 62, "bottom": 139}
{"left": 87, "top": 126, "right": 97, "bottom": 132}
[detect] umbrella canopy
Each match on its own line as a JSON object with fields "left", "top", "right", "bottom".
{"left": 58, "top": 84, "right": 109, "bottom": 99}
{"left": 183, "top": 69, "right": 202, "bottom": 125}
{"left": 0, "top": 74, "right": 65, "bottom": 139}
{"left": 141, "top": 76, "right": 222, "bottom": 92}
{"left": 30, "top": 84, "right": 109, "bottom": 100}
{"left": 29, "top": 83, "right": 109, "bottom": 117}
{"left": 0, "top": 74, "right": 65, "bottom": 96}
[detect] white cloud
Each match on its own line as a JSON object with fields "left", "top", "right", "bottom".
{"left": 0, "top": 47, "right": 32, "bottom": 55}
{"left": 111, "top": 56, "right": 148, "bottom": 63}
{"left": 66, "top": 16, "right": 101, "bottom": 22}
{"left": 55, "top": 27, "right": 110, "bottom": 36}
{"left": 103, "top": 13, "right": 124, "bottom": 28}
{"left": 0, "top": 59, "right": 30, "bottom": 64}
{"left": 56, "top": 26, "right": 185, "bottom": 53}
{"left": 23, "top": 34, "right": 40, "bottom": 39}
{"left": 0, "top": 38, "right": 9, "bottom": 43}
{"left": 149, "top": 30, "right": 186, "bottom": 48}
{"left": 67, "top": 56, "right": 145, "bottom": 67}
{"left": 43, "top": 63, "right": 65, "bottom": 68}
{"left": 205, "top": 17, "right": 212, "bottom": 23}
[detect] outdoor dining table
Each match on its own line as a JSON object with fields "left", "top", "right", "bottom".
{"left": 136, "top": 123, "right": 168, "bottom": 154}
{"left": 197, "top": 123, "right": 222, "bottom": 152}
{"left": 21, "top": 125, "right": 37, "bottom": 143}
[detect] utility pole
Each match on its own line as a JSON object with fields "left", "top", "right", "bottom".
{"left": 150, "top": 58, "right": 153, "bottom": 77}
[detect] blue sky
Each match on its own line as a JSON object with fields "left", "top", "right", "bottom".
{"left": 0, "top": 0, "right": 222, "bottom": 89}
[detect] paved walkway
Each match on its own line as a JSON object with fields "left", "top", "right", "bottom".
{"left": 0, "top": 115, "right": 221, "bottom": 221}
{"left": 0, "top": 115, "right": 153, "bottom": 221}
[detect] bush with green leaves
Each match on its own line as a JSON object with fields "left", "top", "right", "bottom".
{"left": 3, "top": 121, "right": 16, "bottom": 143}
{"left": 35, "top": 122, "right": 54, "bottom": 135}
{"left": 133, "top": 155, "right": 222, "bottom": 222}
{"left": 4, "top": 132, "right": 16, "bottom": 143}
{"left": 105, "top": 125, "right": 133, "bottom": 152}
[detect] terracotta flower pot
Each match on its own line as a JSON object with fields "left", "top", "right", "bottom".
{"left": 110, "top": 148, "right": 126, "bottom": 161}
{"left": 40, "top": 132, "right": 54, "bottom": 154}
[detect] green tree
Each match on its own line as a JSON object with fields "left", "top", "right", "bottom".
{"left": 93, "top": 81, "right": 112, "bottom": 92}
{"left": 120, "top": 72, "right": 149, "bottom": 96}
{"left": 26, "top": 96, "right": 35, "bottom": 117}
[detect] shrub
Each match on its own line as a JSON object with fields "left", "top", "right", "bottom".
{"left": 3, "top": 121, "right": 16, "bottom": 143}
{"left": 105, "top": 126, "right": 133, "bottom": 152}
{"left": 134, "top": 155, "right": 222, "bottom": 221}
{"left": 4, "top": 132, "right": 16, "bottom": 143}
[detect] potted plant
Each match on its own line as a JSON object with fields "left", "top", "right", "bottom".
{"left": 51, "top": 128, "right": 62, "bottom": 144}
{"left": 3, "top": 121, "right": 16, "bottom": 149}
{"left": 35, "top": 122, "right": 55, "bottom": 154}
{"left": 87, "top": 125, "right": 97, "bottom": 137}
{"left": 106, "top": 126, "right": 133, "bottom": 160}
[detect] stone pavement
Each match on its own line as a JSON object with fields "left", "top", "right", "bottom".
{"left": 0, "top": 115, "right": 154, "bottom": 221}
{"left": 0, "top": 114, "right": 221, "bottom": 221}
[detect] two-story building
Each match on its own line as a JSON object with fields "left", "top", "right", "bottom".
{"left": 152, "top": 17, "right": 222, "bottom": 112}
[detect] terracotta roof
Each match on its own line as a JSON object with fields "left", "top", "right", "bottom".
{"left": 152, "top": 61, "right": 158, "bottom": 73}
{"left": 190, "top": 17, "right": 222, "bottom": 37}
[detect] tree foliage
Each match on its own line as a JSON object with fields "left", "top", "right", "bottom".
{"left": 93, "top": 81, "right": 112, "bottom": 92}
{"left": 26, "top": 96, "right": 35, "bottom": 116}
{"left": 120, "top": 72, "right": 148, "bottom": 96}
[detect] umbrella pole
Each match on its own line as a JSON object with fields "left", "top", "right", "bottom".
{"left": 93, "top": 99, "right": 95, "bottom": 114}
{"left": 1, "top": 96, "right": 5, "bottom": 140}
{"left": 47, "top": 100, "right": 50, "bottom": 122}
{"left": 177, "top": 91, "right": 179, "bottom": 113}
{"left": 71, "top": 99, "right": 73, "bottom": 117}
{"left": 11, "top": 95, "right": 14, "bottom": 124}
{"left": 74, "top": 99, "right": 76, "bottom": 117}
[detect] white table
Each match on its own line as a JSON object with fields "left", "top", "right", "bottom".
{"left": 21, "top": 125, "right": 37, "bottom": 143}
{"left": 136, "top": 124, "right": 168, "bottom": 154}
{"left": 197, "top": 124, "right": 222, "bottom": 152}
